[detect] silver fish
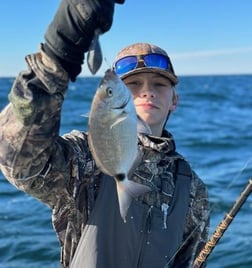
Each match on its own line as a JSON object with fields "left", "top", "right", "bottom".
{"left": 88, "top": 69, "right": 151, "bottom": 221}
{"left": 87, "top": 29, "right": 103, "bottom": 75}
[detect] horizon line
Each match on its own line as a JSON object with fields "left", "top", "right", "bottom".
{"left": 1, "top": 72, "right": 252, "bottom": 79}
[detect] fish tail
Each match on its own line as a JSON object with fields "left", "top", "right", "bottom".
{"left": 115, "top": 177, "right": 151, "bottom": 222}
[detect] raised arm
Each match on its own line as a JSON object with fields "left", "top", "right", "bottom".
{"left": 0, "top": 0, "right": 124, "bottom": 206}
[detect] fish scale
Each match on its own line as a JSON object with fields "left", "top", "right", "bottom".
{"left": 88, "top": 69, "right": 151, "bottom": 221}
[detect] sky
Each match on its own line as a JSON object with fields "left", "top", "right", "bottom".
{"left": 0, "top": 0, "right": 252, "bottom": 77}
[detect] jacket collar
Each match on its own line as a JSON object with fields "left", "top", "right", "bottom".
{"left": 138, "top": 129, "right": 176, "bottom": 154}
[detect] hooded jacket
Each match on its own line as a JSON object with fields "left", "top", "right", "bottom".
{"left": 0, "top": 49, "right": 209, "bottom": 268}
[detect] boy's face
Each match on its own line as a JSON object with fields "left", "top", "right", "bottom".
{"left": 123, "top": 72, "right": 177, "bottom": 136}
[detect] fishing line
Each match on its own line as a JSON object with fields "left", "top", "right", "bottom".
{"left": 214, "top": 157, "right": 252, "bottom": 214}
{"left": 209, "top": 157, "right": 252, "bottom": 214}
{"left": 226, "top": 157, "right": 252, "bottom": 189}
{"left": 164, "top": 158, "right": 252, "bottom": 267}
{"left": 194, "top": 179, "right": 252, "bottom": 268}
{"left": 104, "top": 56, "right": 112, "bottom": 70}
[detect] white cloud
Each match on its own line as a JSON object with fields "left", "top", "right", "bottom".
{"left": 171, "top": 47, "right": 252, "bottom": 59}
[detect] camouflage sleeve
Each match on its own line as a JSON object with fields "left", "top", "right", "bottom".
{"left": 0, "top": 45, "right": 87, "bottom": 208}
{"left": 173, "top": 171, "right": 210, "bottom": 267}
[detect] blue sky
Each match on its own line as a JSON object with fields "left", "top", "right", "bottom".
{"left": 1, "top": 0, "right": 252, "bottom": 77}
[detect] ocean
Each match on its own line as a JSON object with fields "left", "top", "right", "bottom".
{"left": 0, "top": 74, "right": 251, "bottom": 268}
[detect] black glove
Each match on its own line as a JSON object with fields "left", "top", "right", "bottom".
{"left": 44, "top": 0, "right": 125, "bottom": 81}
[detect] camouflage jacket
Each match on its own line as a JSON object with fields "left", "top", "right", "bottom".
{"left": 0, "top": 49, "right": 209, "bottom": 268}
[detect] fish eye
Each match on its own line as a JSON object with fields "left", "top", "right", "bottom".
{"left": 106, "top": 87, "right": 113, "bottom": 97}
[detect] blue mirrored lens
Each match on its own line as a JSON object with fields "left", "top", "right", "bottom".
{"left": 114, "top": 54, "right": 171, "bottom": 76}
{"left": 144, "top": 54, "right": 170, "bottom": 69}
{"left": 115, "top": 56, "right": 138, "bottom": 75}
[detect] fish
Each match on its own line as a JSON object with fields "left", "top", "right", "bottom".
{"left": 88, "top": 69, "right": 151, "bottom": 221}
{"left": 87, "top": 29, "right": 103, "bottom": 75}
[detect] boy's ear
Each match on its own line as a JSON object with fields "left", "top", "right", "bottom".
{"left": 170, "top": 93, "right": 179, "bottom": 111}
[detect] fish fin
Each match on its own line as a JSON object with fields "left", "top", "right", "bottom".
{"left": 87, "top": 29, "right": 103, "bottom": 75}
{"left": 125, "top": 180, "right": 151, "bottom": 198}
{"left": 116, "top": 179, "right": 151, "bottom": 222}
{"left": 137, "top": 115, "right": 152, "bottom": 134}
{"left": 110, "top": 112, "right": 128, "bottom": 129}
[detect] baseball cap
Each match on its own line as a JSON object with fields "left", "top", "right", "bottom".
{"left": 113, "top": 42, "right": 178, "bottom": 85}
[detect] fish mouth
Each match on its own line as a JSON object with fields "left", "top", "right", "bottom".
{"left": 112, "top": 93, "right": 131, "bottom": 110}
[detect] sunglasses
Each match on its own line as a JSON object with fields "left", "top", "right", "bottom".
{"left": 114, "top": 53, "right": 173, "bottom": 76}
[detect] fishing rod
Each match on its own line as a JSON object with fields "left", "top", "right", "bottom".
{"left": 193, "top": 178, "right": 252, "bottom": 268}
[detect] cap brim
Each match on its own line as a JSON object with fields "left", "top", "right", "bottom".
{"left": 119, "top": 67, "right": 178, "bottom": 85}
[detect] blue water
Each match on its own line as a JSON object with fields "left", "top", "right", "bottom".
{"left": 0, "top": 75, "right": 252, "bottom": 268}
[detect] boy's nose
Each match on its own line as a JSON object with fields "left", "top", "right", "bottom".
{"left": 140, "top": 90, "right": 155, "bottom": 98}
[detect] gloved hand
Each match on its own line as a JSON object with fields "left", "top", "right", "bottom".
{"left": 44, "top": 0, "right": 125, "bottom": 81}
